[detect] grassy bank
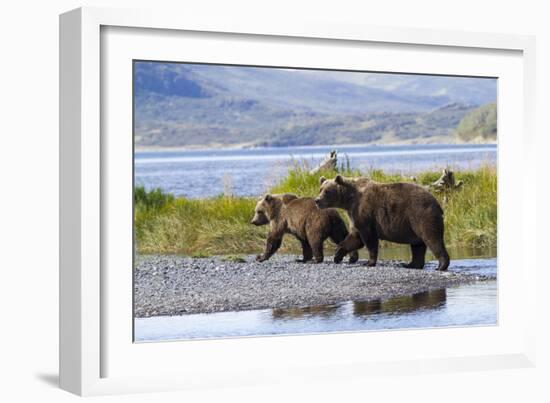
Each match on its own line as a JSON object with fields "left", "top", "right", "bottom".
{"left": 135, "top": 164, "right": 496, "bottom": 256}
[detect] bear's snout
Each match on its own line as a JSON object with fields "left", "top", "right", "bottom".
{"left": 251, "top": 214, "right": 269, "bottom": 226}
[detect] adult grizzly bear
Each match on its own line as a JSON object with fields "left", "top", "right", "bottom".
{"left": 251, "top": 193, "right": 359, "bottom": 264}
{"left": 314, "top": 175, "right": 450, "bottom": 271}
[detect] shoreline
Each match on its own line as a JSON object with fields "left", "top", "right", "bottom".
{"left": 134, "top": 255, "right": 494, "bottom": 318}
{"left": 134, "top": 141, "right": 497, "bottom": 153}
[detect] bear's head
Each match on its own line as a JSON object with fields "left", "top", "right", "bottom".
{"left": 251, "top": 194, "right": 283, "bottom": 226}
{"left": 315, "top": 175, "right": 356, "bottom": 209}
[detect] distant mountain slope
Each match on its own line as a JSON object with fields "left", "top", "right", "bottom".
{"left": 134, "top": 62, "right": 497, "bottom": 148}
{"left": 329, "top": 71, "right": 498, "bottom": 106}
{"left": 454, "top": 103, "right": 497, "bottom": 142}
{"left": 256, "top": 103, "right": 476, "bottom": 147}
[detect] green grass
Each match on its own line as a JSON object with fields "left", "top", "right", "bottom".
{"left": 134, "top": 164, "right": 496, "bottom": 256}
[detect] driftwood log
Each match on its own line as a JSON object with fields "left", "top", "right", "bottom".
{"left": 411, "top": 168, "right": 463, "bottom": 203}
{"left": 411, "top": 168, "right": 464, "bottom": 194}
{"left": 309, "top": 150, "right": 338, "bottom": 174}
{"left": 429, "top": 168, "right": 464, "bottom": 192}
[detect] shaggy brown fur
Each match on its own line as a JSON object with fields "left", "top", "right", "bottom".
{"left": 314, "top": 175, "right": 450, "bottom": 271}
{"left": 251, "top": 193, "right": 359, "bottom": 264}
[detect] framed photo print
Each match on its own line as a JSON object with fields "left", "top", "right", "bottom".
{"left": 60, "top": 7, "right": 537, "bottom": 396}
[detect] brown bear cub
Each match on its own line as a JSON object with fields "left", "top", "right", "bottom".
{"left": 251, "top": 193, "right": 359, "bottom": 264}
{"left": 314, "top": 175, "right": 450, "bottom": 271}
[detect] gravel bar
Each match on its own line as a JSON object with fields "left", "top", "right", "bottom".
{"left": 134, "top": 255, "right": 492, "bottom": 318}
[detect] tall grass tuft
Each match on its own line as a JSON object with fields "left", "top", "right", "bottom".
{"left": 434, "top": 165, "right": 497, "bottom": 249}
{"left": 134, "top": 186, "right": 174, "bottom": 210}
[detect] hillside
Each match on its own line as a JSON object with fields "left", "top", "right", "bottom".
{"left": 134, "top": 62, "right": 497, "bottom": 148}
{"left": 454, "top": 103, "right": 497, "bottom": 142}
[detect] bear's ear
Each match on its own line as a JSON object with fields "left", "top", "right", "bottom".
{"left": 264, "top": 194, "right": 273, "bottom": 202}
{"left": 319, "top": 176, "right": 326, "bottom": 185}
{"left": 335, "top": 175, "right": 353, "bottom": 187}
{"left": 334, "top": 175, "right": 345, "bottom": 185}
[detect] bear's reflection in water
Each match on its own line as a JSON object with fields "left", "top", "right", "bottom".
{"left": 352, "top": 289, "right": 447, "bottom": 316}
{"left": 271, "top": 289, "right": 447, "bottom": 320}
{"left": 271, "top": 304, "right": 339, "bottom": 319}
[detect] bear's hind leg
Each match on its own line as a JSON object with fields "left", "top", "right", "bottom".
{"left": 412, "top": 212, "right": 450, "bottom": 271}
{"left": 424, "top": 239, "right": 450, "bottom": 271}
{"left": 310, "top": 240, "right": 324, "bottom": 263}
{"left": 403, "top": 243, "right": 426, "bottom": 269}
{"left": 296, "top": 239, "right": 313, "bottom": 263}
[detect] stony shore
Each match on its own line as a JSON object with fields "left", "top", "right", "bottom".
{"left": 134, "top": 255, "right": 493, "bottom": 318}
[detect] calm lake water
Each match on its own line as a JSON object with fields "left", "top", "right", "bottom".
{"left": 134, "top": 257, "right": 496, "bottom": 342}
{"left": 134, "top": 143, "right": 497, "bottom": 198}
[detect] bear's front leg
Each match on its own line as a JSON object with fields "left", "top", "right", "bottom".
{"left": 358, "top": 230, "right": 379, "bottom": 267}
{"left": 348, "top": 250, "right": 359, "bottom": 264}
{"left": 334, "top": 230, "right": 363, "bottom": 263}
{"left": 256, "top": 233, "right": 283, "bottom": 262}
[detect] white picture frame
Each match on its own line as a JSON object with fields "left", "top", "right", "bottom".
{"left": 59, "top": 6, "right": 537, "bottom": 396}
